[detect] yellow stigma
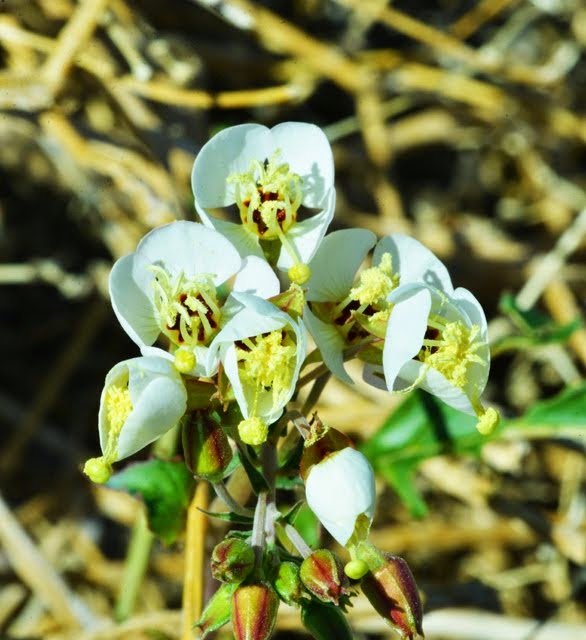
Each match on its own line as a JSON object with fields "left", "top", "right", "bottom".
{"left": 476, "top": 406, "right": 500, "bottom": 435}
{"left": 238, "top": 417, "right": 269, "bottom": 446}
{"left": 150, "top": 265, "right": 221, "bottom": 348}
{"left": 419, "top": 317, "right": 484, "bottom": 389}
{"left": 288, "top": 263, "right": 311, "bottom": 285}
{"left": 84, "top": 456, "right": 113, "bottom": 484}
{"left": 105, "top": 383, "right": 133, "bottom": 437}
{"left": 228, "top": 150, "right": 302, "bottom": 240}
{"left": 344, "top": 559, "right": 369, "bottom": 580}
{"left": 349, "top": 253, "right": 398, "bottom": 306}
{"left": 174, "top": 349, "right": 196, "bottom": 373}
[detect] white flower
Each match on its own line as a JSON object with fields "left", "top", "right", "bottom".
{"left": 305, "top": 447, "right": 376, "bottom": 547}
{"left": 109, "top": 220, "right": 279, "bottom": 377}
{"left": 99, "top": 356, "right": 187, "bottom": 462}
{"left": 210, "top": 293, "right": 307, "bottom": 445}
{"left": 191, "top": 122, "right": 335, "bottom": 277}
{"left": 366, "top": 282, "right": 494, "bottom": 427}
{"left": 305, "top": 229, "right": 452, "bottom": 383}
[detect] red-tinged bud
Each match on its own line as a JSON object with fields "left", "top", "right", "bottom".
{"left": 196, "top": 582, "right": 238, "bottom": 639}
{"left": 268, "top": 284, "right": 305, "bottom": 319}
{"left": 182, "top": 411, "right": 232, "bottom": 482}
{"left": 299, "top": 549, "right": 351, "bottom": 606}
{"left": 211, "top": 538, "right": 255, "bottom": 584}
{"left": 299, "top": 415, "right": 355, "bottom": 482}
{"left": 272, "top": 561, "right": 310, "bottom": 606}
{"left": 357, "top": 542, "right": 424, "bottom": 639}
{"left": 232, "top": 582, "right": 280, "bottom": 640}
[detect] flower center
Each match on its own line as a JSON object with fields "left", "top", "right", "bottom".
{"left": 314, "top": 252, "right": 398, "bottom": 346}
{"left": 228, "top": 151, "right": 302, "bottom": 240}
{"left": 105, "top": 382, "right": 133, "bottom": 437}
{"left": 417, "top": 315, "right": 484, "bottom": 389}
{"left": 150, "top": 265, "right": 221, "bottom": 348}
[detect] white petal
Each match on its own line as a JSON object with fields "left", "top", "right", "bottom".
{"left": 136, "top": 220, "right": 241, "bottom": 285}
{"left": 192, "top": 124, "right": 273, "bottom": 208}
{"left": 270, "top": 122, "right": 334, "bottom": 207}
{"left": 362, "top": 364, "right": 387, "bottom": 390}
{"left": 277, "top": 189, "right": 336, "bottom": 270}
{"left": 453, "top": 287, "right": 488, "bottom": 334}
{"left": 383, "top": 285, "right": 432, "bottom": 390}
{"left": 374, "top": 234, "right": 453, "bottom": 294}
{"left": 109, "top": 254, "right": 160, "bottom": 348}
{"left": 212, "top": 295, "right": 286, "bottom": 345}
{"left": 233, "top": 256, "right": 280, "bottom": 299}
{"left": 305, "top": 447, "right": 376, "bottom": 547}
{"left": 304, "top": 306, "right": 353, "bottom": 384}
{"left": 306, "top": 228, "right": 377, "bottom": 301}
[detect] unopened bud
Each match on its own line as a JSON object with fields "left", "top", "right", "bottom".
{"left": 299, "top": 550, "right": 351, "bottom": 606}
{"left": 273, "top": 561, "right": 310, "bottom": 606}
{"left": 268, "top": 283, "right": 305, "bottom": 319}
{"left": 232, "top": 582, "right": 279, "bottom": 640}
{"left": 196, "top": 582, "right": 238, "bottom": 639}
{"left": 182, "top": 411, "right": 232, "bottom": 482}
{"left": 211, "top": 538, "right": 255, "bottom": 584}
{"left": 357, "top": 542, "right": 423, "bottom": 639}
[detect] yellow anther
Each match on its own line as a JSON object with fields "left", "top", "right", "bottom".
{"left": 105, "top": 384, "right": 133, "bottom": 437}
{"left": 83, "top": 456, "right": 113, "bottom": 484}
{"left": 349, "top": 252, "right": 398, "bottom": 306}
{"left": 238, "top": 417, "right": 269, "bottom": 446}
{"left": 344, "top": 559, "right": 369, "bottom": 580}
{"left": 288, "top": 263, "right": 311, "bottom": 285}
{"left": 174, "top": 349, "right": 196, "bottom": 373}
{"left": 476, "top": 406, "right": 500, "bottom": 435}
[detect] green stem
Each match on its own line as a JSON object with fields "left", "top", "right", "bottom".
{"left": 114, "top": 423, "right": 180, "bottom": 621}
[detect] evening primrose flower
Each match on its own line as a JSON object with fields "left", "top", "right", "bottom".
{"left": 109, "top": 221, "right": 279, "bottom": 378}
{"left": 211, "top": 293, "right": 307, "bottom": 445}
{"left": 304, "top": 229, "right": 453, "bottom": 383}
{"left": 84, "top": 356, "right": 187, "bottom": 482}
{"left": 191, "top": 123, "right": 335, "bottom": 281}
{"left": 365, "top": 282, "right": 497, "bottom": 433}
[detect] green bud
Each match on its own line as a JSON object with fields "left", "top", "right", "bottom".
{"left": 232, "top": 582, "right": 280, "bottom": 640}
{"left": 299, "top": 550, "right": 351, "bottom": 606}
{"left": 357, "top": 542, "right": 423, "bottom": 639}
{"left": 272, "top": 561, "right": 310, "bottom": 606}
{"left": 195, "top": 582, "right": 238, "bottom": 639}
{"left": 211, "top": 538, "right": 255, "bottom": 584}
{"left": 268, "top": 283, "right": 305, "bottom": 319}
{"left": 182, "top": 411, "right": 232, "bottom": 482}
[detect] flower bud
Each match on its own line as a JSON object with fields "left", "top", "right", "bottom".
{"left": 211, "top": 538, "right": 255, "bottom": 584}
{"left": 196, "top": 582, "right": 238, "bottom": 639}
{"left": 302, "top": 423, "right": 376, "bottom": 547}
{"left": 182, "top": 411, "right": 232, "bottom": 482}
{"left": 232, "top": 582, "right": 279, "bottom": 640}
{"left": 299, "top": 550, "right": 351, "bottom": 606}
{"left": 272, "top": 561, "right": 310, "bottom": 606}
{"left": 357, "top": 542, "right": 423, "bottom": 639}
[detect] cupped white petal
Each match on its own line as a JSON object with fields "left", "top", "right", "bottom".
{"left": 140, "top": 344, "right": 218, "bottom": 378}
{"left": 233, "top": 255, "right": 280, "bottom": 299}
{"left": 98, "top": 357, "right": 187, "bottom": 460}
{"left": 374, "top": 234, "right": 453, "bottom": 294}
{"left": 453, "top": 287, "right": 488, "bottom": 334}
{"left": 270, "top": 122, "right": 334, "bottom": 207}
{"left": 192, "top": 123, "right": 273, "bottom": 208}
{"left": 135, "top": 220, "right": 241, "bottom": 285}
{"left": 306, "top": 228, "right": 377, "bottom": 301}
{"left": 304, "top": 305, "right": 353, "bottom": 384}
{"left": 383, "top": 285, "right": 432, "bottom": 390}
{"left": 212, "top": 294, "right": 286, "bottom": 345}
{"left": 109, "top": 254, "right": 160, "bottom": 348}
{"left": 305, "top": 447, "right": 376, "bottom": 547}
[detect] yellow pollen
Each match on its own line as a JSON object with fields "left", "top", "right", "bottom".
{"left": 105, "top": 384, "right": 133, "bottom": 437}
{"left": 419, "top": 320, "right": 484, "bottom": 389}
{"left": 238, "top": 330, "right": 296, "bottom": 394}
{"left": 150, "top": 265, "right": 221, "bottom": 347}
{"left": 476, "top": 406, "right": 500, "bottom": 435}
{"left": 349, "top": 252, "right": 398, "bottom": 306}
{"left": 238, "top": 417, "right": 269, "bottom": 446}
{"left": 228, "top": 150, "right": 303, "bottom": 240}
{"left": 174, "top": 349, "right": 196, "bottom": 373}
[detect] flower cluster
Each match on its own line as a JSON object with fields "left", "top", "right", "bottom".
{"left": 84, "top": 122, "right": 499, "bottom": 639}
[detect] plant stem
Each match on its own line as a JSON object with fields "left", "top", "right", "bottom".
{"left": 213, "top": 481, "right": 254, "bottom": 517}
{"left": 114, "top": 423, "right": 179, "bottom": 621}
{"left": 251, "top": 491, "right": 268, "bottom": 569}
{"left": 284, "top": 523, "right": 312, "bottom": 559}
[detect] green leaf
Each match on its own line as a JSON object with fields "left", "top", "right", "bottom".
{"left": 195, "top": 582, "right": 238, "bottom": 638}
{"left": 291, "top": 503, "right": 321, "bottom": 549}
{"left": 237, "top": 445, "right": 269, "bottom": 495}
{"left": 361, "top": 391, "right": 486, "bottom": 517}
{"left": 509, "top": 382, "right": 586, "bottom": 429}
{"left": 301, "top": 601, "right": 353, "bottom": 640}
{"left": 107, "top": 459, "right": 195, "bottom": 544}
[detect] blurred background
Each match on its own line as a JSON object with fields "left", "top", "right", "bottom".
{"left": 0, "top": 0, "right": 585, "bottom": 638}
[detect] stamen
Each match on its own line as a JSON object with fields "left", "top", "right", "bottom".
{"left": 105, "top": 383, "right": 133, "bottom": 437}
